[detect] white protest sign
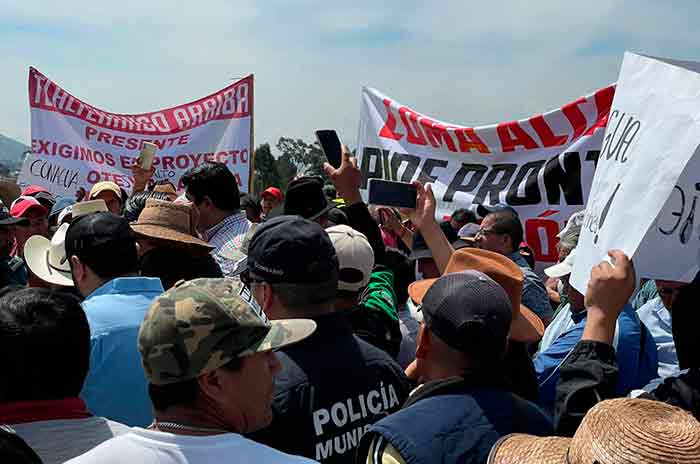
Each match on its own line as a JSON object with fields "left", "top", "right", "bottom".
{"left": 23, "top": 67, "right": 253, "bottom": 198}
{"left": 571, "top": 52, "right": 700, "bottom": 292}
{"left": 357, "top": 85, "right": 615, "bottom": 270}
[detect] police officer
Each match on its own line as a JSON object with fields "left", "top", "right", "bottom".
{"left": 245, "top": 215, "right": 410, "bottom": 464}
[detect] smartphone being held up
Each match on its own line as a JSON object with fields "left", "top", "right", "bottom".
{"left": 368, "top": 179, "right": 417, "bottom": 209}
{"left": 315, "top": 129, "right": 342, "bottom": 169}
{"left": 137, "top": 142, "right": 157, "bottom": 170}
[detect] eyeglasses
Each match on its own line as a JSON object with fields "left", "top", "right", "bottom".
{"left": 475, "top": 227, "right": 497, "bottom": 238}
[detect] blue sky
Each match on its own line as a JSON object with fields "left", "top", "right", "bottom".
{"left": 1, "top": 1, "right": 698, "bottom": 152}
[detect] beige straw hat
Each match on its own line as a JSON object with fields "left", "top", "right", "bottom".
{"left": 131, "top": 199, "right": 213, "bottom": 251}
{"left": 488, "top": 398, "right": 700, "bottom": 463}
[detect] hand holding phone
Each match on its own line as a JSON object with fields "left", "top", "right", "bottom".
{"left": 137, "top": 142, "right": 157, "bottom": 170}
{"left": 368, "top": 179, "right": 417, "bottom": 209}
{"left": 315, "top": 130, "right": 342, "bottom": 169}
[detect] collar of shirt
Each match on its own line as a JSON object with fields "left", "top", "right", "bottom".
{"left": 86, "top": 277, "right": 164, "bottom": 300}
{"left": 293, "top": 312, "right": 354, "bottom": 345}
{"left": 0, "top": 397, "right": 92, "bottom": 424}
{"left": 201, "top": 212, "right": 247, "bottom": 242}
{"left": 641, "top": 296, "right": 672, "bottom": 330}
{"left": 508, "top": 251, "right": 530, "bottom": 269}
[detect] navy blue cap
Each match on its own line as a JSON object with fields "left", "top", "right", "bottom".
{"left": 421, "top": 270, "right": 511, "bottom": 353}
{"left": 65, "top": 212, "right": 134, "bottom": 257}
{"left": 476, "top": 203, "right": 518, "bottom": 219}
{"left": 247, "top": 215, "right": 339, "bottom": 284}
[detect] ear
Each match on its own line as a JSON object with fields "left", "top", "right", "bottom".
{"left": 197, "top": 369, "right": 225, "bottom": 402}
{"left": 70, "top": 256, "right": 86, "bottom": 282}
{"left": 415, "top": 323, "right": 431, "bottom": 359}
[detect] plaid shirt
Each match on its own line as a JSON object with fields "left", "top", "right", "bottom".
{"left": 201, "top": 212, "right": 251, "bottom": 277}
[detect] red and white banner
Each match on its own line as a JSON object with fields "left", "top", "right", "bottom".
{"left": 22, "top": 67, "right": 253, "bottom": 198}
{"left": 357, "top": 85, "right": 615, "bottom": 268}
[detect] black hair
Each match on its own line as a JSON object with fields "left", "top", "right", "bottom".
{"left": 241, "top": 195, "right": 262, "bottom": 216}
{"left": 269, "top": 280, "right": 337, "bottom": 309}
{"left": 488, "top": 211, "right": 524, "bottom": 252}
{"left": 124, "top": 190, "right": 174, "bottom": 223}
{"left": 148, "top": 356, "right": 243, "bottom": 411}
{"left": 323, "top": 184, "right": 337, "bottom": 200}
{"left": 140, "top": 247, "right": 223, "bottom": 290}
{"left": 150, "top": 179, "right": 176, "bottom": 191}
{"left": 0, "top": 288, "right": 89, "bottom": 401}
{"left": 384, "top": 248, "right": 414, "bottom": 305}
{"left": 76, "top": 239, "right": 139, "bottom": 281}
{"left": 451, "top": 208, "right": 476, "bottom": 224}
{"left": 181, "top": 162, "right": 240, "bottom": 212}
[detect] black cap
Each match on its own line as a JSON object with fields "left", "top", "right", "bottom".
{"left": 0, "top": 205, "right": 28, "bottom": 227}
{"left": 283, "top": 177, "right": 334, "bottom": 220}
{"left": 421, "top": 270, "right": 511, "bottom": 353}
{"left": 247, "top": 215, "right": 338, "bottom": 284}
{"left": 476, "top": 203, "right": 518, "bottom": 219}
{"left": 409, "top": 222, "right": 456, "bottom": 260}
{"left": 65, "top": 212, "right": 134, "bottom": 258}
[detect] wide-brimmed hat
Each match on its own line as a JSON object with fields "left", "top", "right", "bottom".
{"left": 408, "top": 248, "right": 544, "bottom": 343}
{"left": 0, "top": 205, "right": 28, "bottom": 227}
{"left": 487, "top": 398, "right": 700, "bottom": 463}
{"left": 72, "top": 199, "right": 108, "bottom": 219}
{"left": 280, "top": 177, "right": 334, "bottom": 221}
{"left": 89, "top": 181, "right": 121, "bottom": 200}
{"left": 544, "top": 248, "right": 577, "bottom": 279}
{"left": 24, "top": 223, "right": 74, "bottom": 287}
{"left": 131, "top": 199, "right": 213, "bottom": 251}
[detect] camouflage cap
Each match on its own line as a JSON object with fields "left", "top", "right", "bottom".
{"left": 138, "top": 278, "right": 316, "bottom": 385}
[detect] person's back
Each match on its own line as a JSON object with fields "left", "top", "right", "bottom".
{"left": 64, "top": 212, "right": 165, "bottom": 426}
{"left": 0, "top": 288, "right": 129, "bottom": 464}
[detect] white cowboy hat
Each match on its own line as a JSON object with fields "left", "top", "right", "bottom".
{"left": 24, "top": 223, "right": 74, "bottom": 287}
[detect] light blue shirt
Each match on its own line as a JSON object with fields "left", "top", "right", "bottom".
{"left": 638, "top": 296, "right": 679, "bottom": 380}
{"left": 81, "top": 277, "right": 164, "bottom": 427}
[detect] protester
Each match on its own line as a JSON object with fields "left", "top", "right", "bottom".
{"left": 21, "top": 186, "right": 56, "bottom": 212}
{"left": 131, "top": 199, "right": 223, "bottom": 289}
{"left": 88, "top": 182, "right": 123, "bottom": 216}
{"left": 64, "top": 212, "right": 164, "bottom": 426}
{"left": 447, "top": 208, "right": 477, "bottom": 233}
{"left": 181, "top": 161, "right": 251, "bottom": 277}
{"left": 122, "top": 189, "right": 173, "bottom": 223}
{"left": 535, "top": 248, "right": 657, "bottom": 412}
{"left": 11, "top": 196, "right": 49, "bottom": 253}
{"left": 261, "top": 186, "right": 283, "bottom": 218}
{"left": 281, "top": 176, "right": 336, "bottom": 227}
{"left": 245, "top": 215, "right": 410, "bottom": 463}
{"left": 475, "top": 208, "right": 552, "bottom": 323}
{"left": 488, "top": 398, "right": 700, "bottom": 464}
{"left": 359, "top": 271, "right": 552, "bottom": 464}
{"left": 241, "top": 194, "right": 263, "bottom": 223}
{"left": 23, "top": 223, "right": 74, "bottom": 288}
{"left": 0, "top": 288, "right": 128, "bottom": 463}
{"left": 66, "top": 278, "right": 318, "bottom": 464}
{"left": 0, "top": 205, "right": 29, "bottom": 287}
{"left": 48, "top": 197, "right": 75, "bottom": 230}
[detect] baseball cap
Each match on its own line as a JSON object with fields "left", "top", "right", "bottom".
{"left": 282, "top": 177, "right": 334, "bottom": 220}
{"left": 21, "top": 185, "right": 49, "bottom": 197}
{"left": 457, "top": 223, "right": 480, "bottom": 242}
{"left": 89, "top": 181, "right": 121, "bottom": 200}
{"left": 261, "top": 187, "right": 283, "bottom": 203}
{"left": 65, "top": 212, "right": 134, "bottom": 258}
{"left": 138, "top": 278, "right": 317, "bottom": 385}
{"left": 408, "top": 248, "right": 544, "bottom": 343}
{"left": 326, "top": 225, "right": 374, "bottom": 292}
{"left": 0, "top": 204, "right": 28, "bottom": 227}
{"left": 10, "top": 196, "right": 48, "bottom": 218}
{"left": 557, "top": 210, "right": 585, "bottom": 239}
{"left": 420, "top": 271, "right": 512, "bottom": 353}
{"left": 476, "top": 203, "right": 518, "bottom": 218}
{"left": 544, "top": 247, "right": 577, "bottom": 279}
{"left": 49, "top": 198, "right": 75, "bottom": 222}
{"left": 247, "top": 215, "right": 338, "bottom": 284}
{"left": 409, "top": 231, "right": 432, "bottom": 261}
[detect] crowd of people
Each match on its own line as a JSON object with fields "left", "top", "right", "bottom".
{"left": 0, "top": 146, "right": 699, "bottom": 463}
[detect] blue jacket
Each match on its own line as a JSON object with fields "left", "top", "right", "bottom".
{"left": 81, "top": 277, "right": 164, "bottom": 426}
{"left": 534, "top": 303, "right": 658, "bottom": 412}
{"left": 358, "top": 376, "right": 552, "bottom": 464}
{"left": 509, "top": 252, "right": 552, "bottom": 322}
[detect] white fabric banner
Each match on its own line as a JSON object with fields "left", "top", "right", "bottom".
{"left": 22, "top": 67, "right": 253, "bottom": 199}
{"left": 571, "top": 53, "right": 700, "bottom": 292}
{"left": 357, "top": 85, "right": 614, "bottom": 268}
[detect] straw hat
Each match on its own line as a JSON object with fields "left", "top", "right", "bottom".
{"left": 72, "top": 199, "right": 108, "bottom": 219}
{"left": 487, "top": 398, "right": 700, "bottom": 463}
{"left": 408, "top": 248, "right": 544, "bottom": 343}
{"left": 24, "top": 223, "right": 74, "bottom": 287}
{"left": 131, "top": 199, "right": 213, "bottom": 251}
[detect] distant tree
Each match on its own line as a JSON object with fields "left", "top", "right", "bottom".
{"left": 253, "top": 143, "right": 280, "bottom": 193}
{"left": 275, "top": 137, "right": 327, "bottom": 180}
{"left": 276, "top": 153, "right": 297, "bottom": 189}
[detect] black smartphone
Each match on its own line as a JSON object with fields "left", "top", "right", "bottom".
{"left": 315, "top": 129, "right": 342, "bottom": 169}
{"left": 368, "top": 179, "right": 417, "bottom": 209}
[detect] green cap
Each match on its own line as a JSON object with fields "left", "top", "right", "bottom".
{"left": 138, "top": 278, "right": 316, "bottom": 385}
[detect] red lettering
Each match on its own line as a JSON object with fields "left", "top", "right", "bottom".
{"left": 34, "top": 139, "right": 51, "bottom": 155}
{"left": 454, "top": 128, "right": 490, "bottom": 154}
{"left": 525, "top": 218, "right": 560, "bottom": 262}
{"left": 178, "top": 134, "right": 190, "bottom": 145}
{"left": 398, "top": 107, "right": 427, "bottom": 146}
{"left": 529, "top": 115, "right": 567, "bottom": 147}
{"left": 188, "top": 154, "right": 204, "bottom": 167}
{"left": 85, "top": 126, "right": 97, "bottom": 140}
{"left": 96, "top": 132, "right": 111, "bottom": 144}
{"left": 175, "top": 155, "right": 189, "bottom": 170}
{"left": 419, "top": 119, "right": 457, "bottom": 152}
{"left": 119, "top": 156, "right": 133, "bottom": 169}
{"left": 229, "top": 150, "right": 239, "bottom": 164}
{"left": 161, "top": 156, "right": 175, "bottom": 170}
{"left": 87, "top": 171, "right": 100, "bottom": 183}
{"left": 562, "top": 97, "right": 587, "bottom": 141}
{"left": 241, "top": 149, "right": 249, "bottom": 163}
{"left": 112, "top": 135, "right": 125, "bottom": 148}
{"left": 497, "top": 121, "right": 538, "bottom": 152}
{"left": 584, "top": 85, "right": 616, "bottom": 136}
{"left": 58, "top": 144, "right": 72, "bottom": 158}
{"left": 378, "top": 99, "right": 403, "bottom": 141}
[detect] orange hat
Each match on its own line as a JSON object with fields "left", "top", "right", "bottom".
{"left": 408, "top": 248, "right": 544, "bottom": 343}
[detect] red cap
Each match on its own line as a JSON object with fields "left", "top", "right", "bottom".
{"left": 10, "top": 196, "right": 48, "bottom": 218}
{"left": 262, "top": 187, "right": 283, "bottom": 202}
{"left": 21, "top": 185, "right": 50, "bottom": 197}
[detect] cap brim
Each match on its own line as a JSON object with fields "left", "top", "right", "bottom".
{"left": 252, "top": 319, "right": 317, "bottom": 353}
{"left": 0, "top": 217, "right": 29, "bottom": 226}
{"left": 487, "top": 433, "right": 569, "bottom": 464}
{"left": 544, "top": 262, "right": 572, "bottom": 278}
{"left": 24, "top": 236, "right": 74, "bottom": 287}
{"left": 131, "top": 224, "right": 214, "bottom": 251}
{"left": 510, "top": 304, "right": 544, "bottom": 343}
{"left": 409, "top": 248, "right": 433, "bottom": 261}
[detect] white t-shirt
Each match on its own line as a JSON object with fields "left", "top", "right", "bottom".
{"left": 66, "top": 427, "right": 318, "bottom": 463}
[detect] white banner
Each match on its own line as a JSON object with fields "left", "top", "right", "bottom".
{"left": 357, "top": 85, "right": 614, "bottom": 268}
{"left": 23, "top": 67, "right": 253, "bottom": 199}
{"left": 571, "top": 53, "right": 700, "bottom": 292}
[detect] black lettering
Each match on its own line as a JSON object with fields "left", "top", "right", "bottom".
{"left": 360, "top": 147, "right": 383, "bottom": 189}
{"left": 443, "top": 163, "right": 487, "bottom": 202}
{"left": 506, "top": 160, "right": 545, "bottom": 206}
{"left": 389, "top": 152, "right": 420, "bottom": 183}
{"left": 473, "top": 163, "right": 517, "bottom": 205}
{"left": 416, "top": 158, "right": 448, "bottom": 184}
{"left": 543, "top": 151, "right": 583, "bottom": 205}
{"left": 585, "top": 150, "right": 600, "bottom": 169}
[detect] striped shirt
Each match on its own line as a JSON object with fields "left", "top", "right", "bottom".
{"left": 201, "top": 211, "right": 251, "bottom": 277}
